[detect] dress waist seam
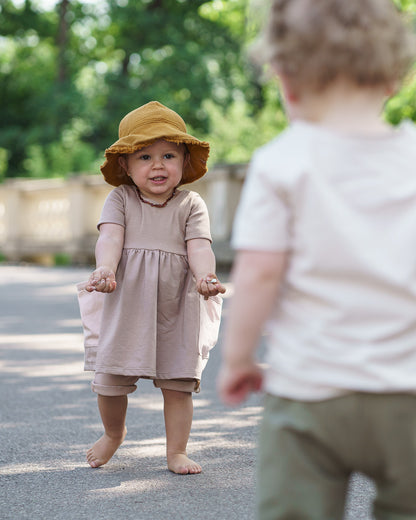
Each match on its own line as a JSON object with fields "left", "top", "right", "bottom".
{"left": 122, "top": 247, "right": 187, "bottom": 257}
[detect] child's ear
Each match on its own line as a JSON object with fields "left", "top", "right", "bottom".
{"left": 183, "top": 151, "right": 191, "bottom": 172}
{"left": 118, "top": 155, "right": 128, "bottom": 173}
{"left": 385, "top": 81, "right": 399, "bottom": 98}
{"left": 278, "top": 73, "right": 299, "bottom": 103}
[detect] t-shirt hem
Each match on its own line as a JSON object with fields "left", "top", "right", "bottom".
{"left": 231, "top": 240, "right": 288, "bottom": 252}
{"left": 264, "top": 379, "right": 416, "bottom": 402}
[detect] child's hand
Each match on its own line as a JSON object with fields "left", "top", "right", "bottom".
{"left": 86, "top": 266, "right": 117, "bottom": 293}
{"left": 197, "top": 274, "right": 226, "bottom": 300}
{"left": 217, "top": 361, "right": 263, "bottom": 406}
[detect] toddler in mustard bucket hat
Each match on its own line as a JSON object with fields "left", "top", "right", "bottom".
{"left": 101, "top": 100, "right": 210, "bottom": 187}
{"left": 77, "top": 101, "right": 226, "bottom": 474}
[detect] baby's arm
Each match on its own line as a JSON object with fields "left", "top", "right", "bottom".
{"left": 86, "top": 223, "right": 125, "bottom": 293}
{"left": 217, "top": 249, "right": 286, "bottom": 405}
{"left": 187, "top": 238, "right": 226, "bottom": 299}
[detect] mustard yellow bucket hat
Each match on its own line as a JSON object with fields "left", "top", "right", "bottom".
{"left": 100, "top": 101, "right": 210, "bottom": 187}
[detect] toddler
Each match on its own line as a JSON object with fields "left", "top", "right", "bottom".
{"left": 218, "top": 0, "right": 416, "bottom": 518}
{"left": 78, "top": 101, "right": 225, "bottom": 474}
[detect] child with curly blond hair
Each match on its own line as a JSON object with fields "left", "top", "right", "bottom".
{"left": 218, "top": 0, "right": 416, "bottom": 518}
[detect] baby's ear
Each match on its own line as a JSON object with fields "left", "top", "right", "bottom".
{"left": 278, "top": 73, "right": 299, "bottom": 103}
{"left": 118, "top": 155, "right": 128, "bottom": 172}
{"left": 181, "top": 144, "right": 191, "bottom": 176}
{"left": 385, "top": 81, "right": 399, "bottom": 98}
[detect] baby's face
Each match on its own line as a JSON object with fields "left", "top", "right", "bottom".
{"left": 120, "top": 140, "right": 186, "bottom": 203}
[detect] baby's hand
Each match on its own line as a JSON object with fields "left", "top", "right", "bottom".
{"left": 197, "top": 273, "right": 226, "bottom": 300}
{"left": 86, "top": 266, "right": 117, "bottom": 293}
{"left": 217, "top": 361, "right": 263, "bottom": 406}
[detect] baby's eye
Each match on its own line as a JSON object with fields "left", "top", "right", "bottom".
{"left": 164, "top": 153, "right": 174, "bottom": 159}
{"left": 139, "top": 154, "right": 151, "bottom": 160}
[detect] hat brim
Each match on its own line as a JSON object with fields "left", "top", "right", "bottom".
{"left": 100, "top": 133, "right": 210, "bottom": 187}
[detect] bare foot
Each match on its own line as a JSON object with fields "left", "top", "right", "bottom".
{"left": 86, "top": 428, "right": 127, "bottom": 468}
{"left": 167, "top": 453, "right": 202, "bottom": 475}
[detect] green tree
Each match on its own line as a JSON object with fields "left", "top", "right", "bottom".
{"left": 0, "top": 0, "right": 415, "bottom": 180}
{"left": 0, "top": 0, "right": 97, "bottom": 177}
{"left": 86, "top": 0, "right": 260, "bottom": 153}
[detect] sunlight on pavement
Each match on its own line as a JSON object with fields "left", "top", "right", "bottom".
{"left": 85, "top": 478, "right": 169, "bottom": 496}
{"left": 1, "top": 361, "right": 84, "bottom": 377}
{"left": 0, "top": 333, "right": 83, "bottom": 348}
{"left": 192, "top": 413, "right": 261, "bottom": 430}
{"left": 0, "top": 333, "right": 85, "bottom": 376}
{"left": 0, "top": 462, "right": 87, "bottom": 476}
{"left": 0, "top": 266, "right": 87, "bottom": 285}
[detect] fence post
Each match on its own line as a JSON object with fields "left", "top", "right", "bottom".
{"left": 1, "top": 182, "right": 23, "bottom": 261}
{"left": 68, "top": 176, "right": 86, "bottom": 259}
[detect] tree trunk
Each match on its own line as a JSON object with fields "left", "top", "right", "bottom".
{"left": 57, "top": 0, "right": 70, "bottom": 83}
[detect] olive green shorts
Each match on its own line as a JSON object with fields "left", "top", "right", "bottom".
{"left": 258, "top": 392, "right": 416, "bottom": 520}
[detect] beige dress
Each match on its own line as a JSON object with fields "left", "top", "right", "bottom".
{"left": 77, "top": 184, "right": 222, "bottom": 381}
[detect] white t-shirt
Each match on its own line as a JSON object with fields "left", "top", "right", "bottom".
{"left": 232, "top": 120, "right": 416, "bottom": 400}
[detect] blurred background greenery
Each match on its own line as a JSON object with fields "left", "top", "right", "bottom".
{"left": 0, "top": 0, "right": 415, "bottom": 181}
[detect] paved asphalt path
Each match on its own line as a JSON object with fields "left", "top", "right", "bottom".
{"left": 0, "top": 265, "right": 375, "bottom": 520}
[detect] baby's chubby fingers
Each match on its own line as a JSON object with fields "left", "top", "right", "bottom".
{"left": 205, "top": 274, "right": 226, "bottom": 295}
{"left": 91, "top": 277, "right": 116, "bottom": 293}
{"left": 86, "top": 268, "right": 117, "bottom": 293}
{"left": 96, "top": 278, "right": 116, "bottom": 293}
{"left": 217, "top": 363, "right": 263, "bottom": 406}
{"left": 213, "top": 279, "right": 227, "bottom": 295}
{"left": 197, "top": 274, "right": 226, "bottom": 299}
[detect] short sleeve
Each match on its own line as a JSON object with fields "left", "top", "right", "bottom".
{"left": 97, "top": 187, "right": 126, "bottom": 229}
{"left": 185, "top": 193, "right": 212, "bottom": 242}
{"left": 232, "top": 151, "right": 291, "bottom": 252}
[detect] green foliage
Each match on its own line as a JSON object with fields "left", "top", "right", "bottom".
{"left": 393, "top": 0, "right": 416, "bottom": 12}
{"left": 22, "top": 115, "right": 101, "bottom": 177}
{"left": 87, "top": 0, "right": 253, "bottom": 145}
{"left": 54, "top": 253, "right": 71, "bottom": 266}
{"left": 0, "top": 0, "right": 91, "bottom": 179}
{"left": 0, "top": 148, "right": 9, "bottom": 181}
{"left": 23, "top": 137, "right": 100, "bottom": 178}
{"left": 0, "top": 0, "right": 415, "bottom": 181}
{"left": 203, "top": 83, "right": 287, "bottom": 165}
{"left": 385, "top": 69, "right": 416, "bottom": 124}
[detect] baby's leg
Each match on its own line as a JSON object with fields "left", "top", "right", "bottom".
{"left": 87, "top": 394, "right": 127, "bottom": 468}
{"left": 161, "top": 388, "right": 201, "bottom": 474}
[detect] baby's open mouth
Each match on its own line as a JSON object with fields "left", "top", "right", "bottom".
{"left": 151, "top": 176, "right": 167, "bottom": 181}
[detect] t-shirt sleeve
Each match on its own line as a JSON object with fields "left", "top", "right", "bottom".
{"left": 97, "top": 187, "right": 126, "bottom": 229}
{"left": 232, "top": 150, "right": 291, "bottom": 252}
{"left": 185, "top": 193, "right": 212, "bottom": 242}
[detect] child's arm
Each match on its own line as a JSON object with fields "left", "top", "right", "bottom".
{"left": 86, "top": 223, "right": 125, "bottom": 293}
{"left": 187, "top": 238, "right": 226, "bottom": 299}
{"left": 217, "top": 249, "right": 286, "bottom": 405}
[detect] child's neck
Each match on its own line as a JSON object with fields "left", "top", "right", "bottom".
{"left": 288, "top": 80, "right": 391, "bottom": 137}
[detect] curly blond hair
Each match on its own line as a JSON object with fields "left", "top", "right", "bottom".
{"left": 252, "top": 0, "right": 416, "bottom": 92}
